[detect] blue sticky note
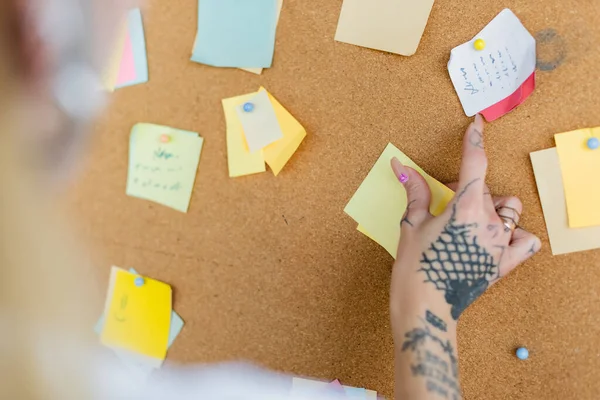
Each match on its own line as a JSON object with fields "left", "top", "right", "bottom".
{"left": 344, "top": 387, "right": 367, "bottom": 399}
{"left": 191, "top": 0, "right": 278, "bottom": 68}
{"left": 115, "top": 8, "right": 148, "bottom": 89}
{"left": 95, "top": 268, "right": 184, "bottom": 348}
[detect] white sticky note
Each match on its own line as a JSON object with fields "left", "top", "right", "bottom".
{"left": 235, "top": 90, "right": 283, "bottom": 153}
{"left": 447, "top": 9, "right": 536, "bottom": 116}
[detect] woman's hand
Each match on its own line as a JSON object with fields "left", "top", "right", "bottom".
{"left": 389, "top": 115, "right": 540, "bottom": 400}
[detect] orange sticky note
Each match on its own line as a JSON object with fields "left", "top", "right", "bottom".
{"left": 555, "top": 127, "right": 600, "bottom": 228}
{"left": 101, "top": 267, "right": 171, "bottom": 362}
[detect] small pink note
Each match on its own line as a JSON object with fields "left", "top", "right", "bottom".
{"left": 481, "top": 72, "right": 536, "bottom": 122}
{"left": 115, "top": 31, "right": 136, "bottom": 86}
{"left": 326, "top": 379, "right": 346, "bottom": 396}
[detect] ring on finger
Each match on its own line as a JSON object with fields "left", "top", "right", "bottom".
{"left": 496, "top": 206, "right": 521, "bottom": 233}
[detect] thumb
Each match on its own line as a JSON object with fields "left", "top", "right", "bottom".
{"left": 391, "top": 157, "right": 432, "bottom": 226}
{"left": 501, "top": 228, "right": 541, "bottom": 275}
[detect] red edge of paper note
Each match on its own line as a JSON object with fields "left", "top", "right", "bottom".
{"left": 116, "top": 31, "right": 136, "bottom": 85}
{"left": 481, "top": 72, "right": 536, "bottom": 122}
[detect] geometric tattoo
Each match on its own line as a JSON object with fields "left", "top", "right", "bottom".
{"left": 419, "top": 179, "right": 500, "bottom": 320}
{"left": 402, "top": 313, "right": 461, "bottom": 399}
{"left": 426, "top": 310, "right": 447, "bottom": 332}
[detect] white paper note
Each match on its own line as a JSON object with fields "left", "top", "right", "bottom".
{"left": 235, "top": 90, "right": 283, "bottom": 153}
{"left": 447, "top": 9, "right": 536, "bottom": 116}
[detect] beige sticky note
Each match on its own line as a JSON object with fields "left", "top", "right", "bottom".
{"left": 222, "top": 93, "right": 266, "bottom": 177}
{"left": 240, "top": 0, "right": 284, "bottom": 75}
{"left": 344, "top": 143, "right": 454, "bottom": 258}
{"left": 555, "top": 128, "right": 600, "bottom": 228}
{"left": 236, "top": 90, "right": 284, "bottom": 153}
{"left": 531, "top": 147, "right": 600, "bottom": 255}
{"left": 261, "top": 88, "right": 306, "bottom": 175}
{"left": 335, "top": 0, "right": 435, "bottom": 56}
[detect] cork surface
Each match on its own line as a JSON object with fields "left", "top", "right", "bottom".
{"left": 68, "top": 0, "right": 600, "bottom": 398}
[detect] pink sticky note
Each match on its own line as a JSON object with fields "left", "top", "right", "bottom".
{"left": 326, "top": 379, "right": 346, "bottom": 396}
{"left": 115, "top": 31, "right": 136, "bottom": 85}
{"left": 481, "top": 72, "right": 536, "bottom": 122}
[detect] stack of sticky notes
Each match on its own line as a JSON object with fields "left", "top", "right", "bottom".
{"left": 222, "top": 87, "right": 306, "bottom": 177}
{"left": 291, "top": 377, "right": 377, "bottom": 399}
{"left": 345, "top": 143, "right": 454, "bottom": 258}
{"left": 103, "top": 8, "right": 148, "bottom": 91}
{"left": 335, "top": 0, "right": 435, "bottom": 56}
{"left": 191, "top": 0, "right": 283, "bottom": 75}
{"left": 531, "top": 127, "right": 600, "bottom": 255}
{"left": 97, "top": 267, "right": 183, "bottom": 379}
{"left": 126, "top": 123, "right": 204, "bottom": 212}
{"left": 447, "top": 9, "right": 536, "bottom": 121}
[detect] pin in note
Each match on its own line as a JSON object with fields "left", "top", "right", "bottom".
{"left": 100, "top": 267, "right": 172, "bottom": 364}
{"left": 235, "top": 90, "right": 284, "bottom": 153}
{"left": 344, "top": 143, "right": 454, "bottom": 258}
{"left": 555, "top": 127, "right": 600, "bottom": 228}
{"left": 191, "top": 0, "right": 278, "bottom": 68}
{"left": 126, "top": 123, "right": 204, "bottom": 212}
{"left": 448, "top": 9, "right": 536, "bottom": 120}
{"left": 335, "top": 0, "right": 435, "bottom": 56}
{"left": 531, "top": 148, "right": 600, "bottom": 255}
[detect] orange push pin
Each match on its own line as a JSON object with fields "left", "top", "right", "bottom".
{"left": 160, "top": 134, "right": 171, "bottom": 143}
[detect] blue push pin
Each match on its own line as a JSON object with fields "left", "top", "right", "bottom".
{"left": 516, "top": 347, "right": 529, "bottom": 360}
{"left": 134, "top": 276, "right": 145, "bottom": 287}
{"left": 243, "top": 102, "right": 254, "bottom": 113}
{"left": 587, "top": 137, "right": 599, "bottom": 150}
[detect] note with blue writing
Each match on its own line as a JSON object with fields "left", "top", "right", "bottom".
{"left": 127, "top": 123, "right": 204, "bottom": 212}
{"left": 447, "top": 9, "right": 536, "bottom": 118}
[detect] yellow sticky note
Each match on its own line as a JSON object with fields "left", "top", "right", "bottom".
{"left": 222, "top": 94, "right": 267, "bottom": 177}
{"left": 126, "top": 123, "right": 204, "bottom": 212}
{"left": 357, "top": 224, "right": 376, "bottom": 241}
{"left": 101, "top": 267, "right": 171, "bottom": 361}
{"left": 555, "top": 127, "right": 600, "bottom": 228}
{"left": 260, "top": 88, "right": 307, "bottom": 176}
{"left": 344, "top": 143, "right": 454, "bottom": 258}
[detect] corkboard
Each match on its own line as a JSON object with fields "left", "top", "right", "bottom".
{"left": 68, "top": 0, "right": 600, "bottom": 398}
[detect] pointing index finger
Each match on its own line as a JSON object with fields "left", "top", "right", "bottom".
{"left": 457, "top": 114, "right": 488, "bottom": 202}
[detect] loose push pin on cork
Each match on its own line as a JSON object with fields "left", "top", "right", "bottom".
{"left": 587, "top": 137, "right": 599, "bottom": 150}
{"left": 160, "top": 134, "right": 171, "bottom": 143}
{"left": 516, "top": 347, "right": 529, "bottom": 360}
{"left": 474, "top": 38, "right": 486, "bottom": 51}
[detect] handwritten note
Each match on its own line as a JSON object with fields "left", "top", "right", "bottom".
{"left": 344, "top": 143, "right": 454, "bottom": 258}
{"left": 100, "top": 267, "right": 172, "bottom": 362}
{"left": 236, "top": 90, "right": 284, "bottom": 153}
{"left": 126, "top": 123, "right": 203, "bottom": 212}
{"left": 448, "top": 9, "right": 536, "bottom": 116}
{"left": 555, "top": 128, "right": 600, "bottom": 228}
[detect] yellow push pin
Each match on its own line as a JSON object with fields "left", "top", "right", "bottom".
{"left": 159, "top": 134, "right": 171, "bottom": 143}
{"left": 474, "top": 38, "right": 486, "bottom": 51}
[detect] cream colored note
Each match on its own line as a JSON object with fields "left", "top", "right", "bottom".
{"left": 236, "top": 90, "right": 284, "bottom": 153}
{"left": 240, "top": 0, "right": 284, "bottom": 75}
{"left": 126, "top": 123, "right": 203, "bottom": 212}
{"left": 555, "top": 128, "right": 600, "bottom": 228}
{"left": 531, "top": 148, "right": 600, "bottom": 255}
{"left": 222, "top": 93, "right": 266, "bottom": 177}
{"left": 345, "top": 143, "right": 454, "bottom": 258}
{"left": 261, "top": 88, "right": 306, "bottom": 176}
{"left": 335, "top": 0, "right": 435, "bottom": 56}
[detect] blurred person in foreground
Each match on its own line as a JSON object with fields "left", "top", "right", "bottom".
{"left": 0, "top": 1, "right": 540, "bottom": 399}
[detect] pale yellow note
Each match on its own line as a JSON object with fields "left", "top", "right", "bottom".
{"left": 126, "top": 123, "right": 204, "bottom": 212}
{"left": 555, "top": 128, "right": 600, "bottom": 228}
{"left": 335, "top": 0, "right": 435, "bottom": 56}
{"left": 531, "top": 147, "right": 600, "bottom": 255}
{"left": 240, "top": 0, "right": 284, "bottom": 75}
{"left": 344, "top": 143, "right": 454, "bottom": 258}
{"left": 261, "top": 88, "right": 307, "bottom": 176}
{"left": 101, "top": 267, "right": 171, "bottom": 361}
{"left": 357, "top": 224, "right": 376, "bottom": 241}
{"left": 222, "top": 93, "right": 267, "bottom": 177}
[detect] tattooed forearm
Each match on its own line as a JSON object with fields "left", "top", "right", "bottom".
{"left": 418, "top": 179, "right": 500, "bottom": 320}
{"left": 401, "top": 312, "right": 461, "bottom": 399}
{"left": 426, "top": 310, "right": 447, "bottom": 332}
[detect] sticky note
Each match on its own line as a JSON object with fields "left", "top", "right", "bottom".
{"left": 344, "top": 143, "right": 454, "bottom": 258}
{"left": 555, "top": 128, "right": 600, "bottom": 228}
{"left": 335, "top": 0, "right": 435, "bottom": 56}
{"left": 103, "top": 20, "right": 128, "bottom": 91}
{"left": 222, "top": 94, "right": 267, "bottom": 177}
{"left": 291, "top": 378, "right": 376, "bottom": 399}
{"left": 101, "top": 267, "right": 172, "bottom": 361}
{"left": 236, "top": 90, "right": 284, "bottom": 153}
{"left": 531, "top": 147, "right": 600, "bottom": 255}
{"left": 115, "top": 8, "right": 148, "bottom": 89}
{"left": 127, "top": 123, "right": 204, "bottom": 212}
{"left": 191, "top": 0, "right": 278, "bottom": 68}
{"left": 240, "top": 0, "right": 284, "bottom": 75}
{"left": 448, "top": 9, "right": 536, "bottom": 117}
{"left": 261, "top": 88, "right": 306, "bottom": 176}
{"left": 480, "top": 72, "right": 535, "bottom": 122}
